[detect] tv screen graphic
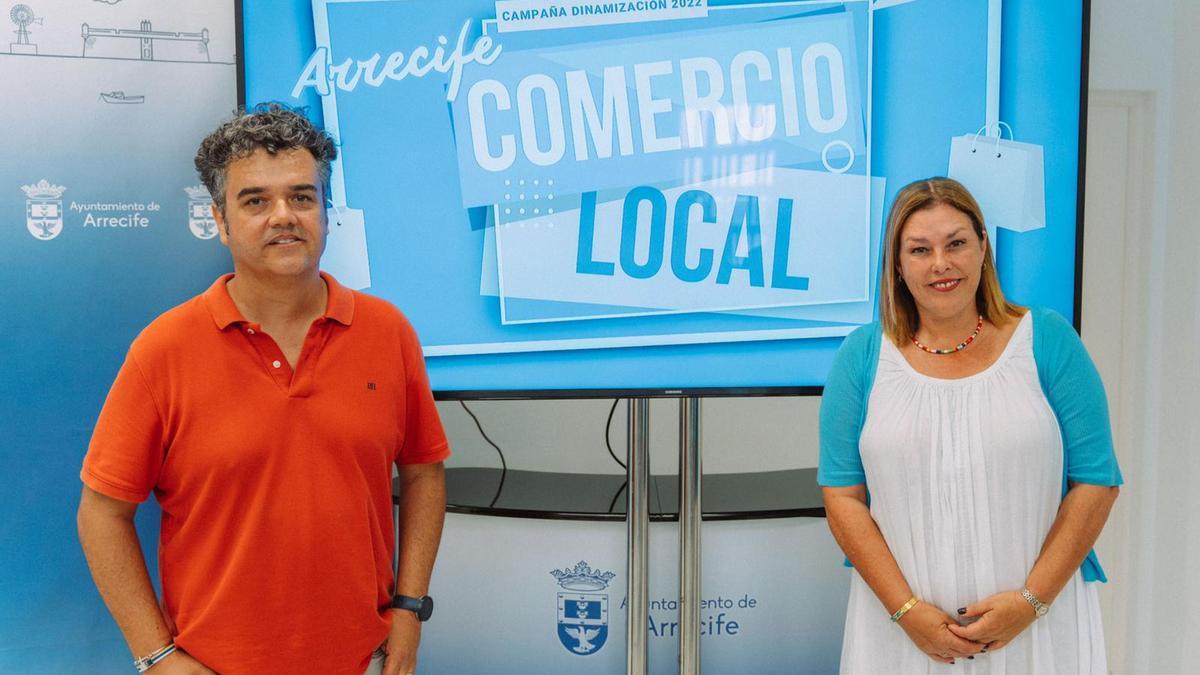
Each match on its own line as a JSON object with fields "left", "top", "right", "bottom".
{"left": 241, "top": 0, "right": 1087, "bottom": 395}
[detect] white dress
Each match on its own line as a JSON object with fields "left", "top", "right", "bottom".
{"left": 839, "top": 314, "right": 1107, "bottom": 674}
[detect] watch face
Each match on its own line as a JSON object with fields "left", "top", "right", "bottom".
{"left": 417, "top": 595, "right": 434, "bottom": 621}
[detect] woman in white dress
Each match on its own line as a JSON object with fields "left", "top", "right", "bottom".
{"left": 818, "top": 178, "right": 1122, "bottom": 673}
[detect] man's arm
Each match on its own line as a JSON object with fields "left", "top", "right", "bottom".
{"left": 77, "top": 486, "right": 214, "bottom": 674}
{"left": 384, "top": 461, "right": 446, "bottom": 675}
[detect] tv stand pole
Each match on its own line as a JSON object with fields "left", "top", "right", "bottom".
{"left": 626, "top": 398, "right": 650, "bottom": 674}
{"left": 679, "top": 396, "right": 702, "bottom": 674}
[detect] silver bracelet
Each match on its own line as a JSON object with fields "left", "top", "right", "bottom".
{"left": 134, "top": 643, "right": 177, "bottom": 672}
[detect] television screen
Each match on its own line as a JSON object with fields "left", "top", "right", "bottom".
{"left": 241, "top": 0, "right": 1086, "bottom": 396}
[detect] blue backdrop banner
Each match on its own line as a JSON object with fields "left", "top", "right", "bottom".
{"left": 0, "top": 1, "right": 237, "bottom": 670}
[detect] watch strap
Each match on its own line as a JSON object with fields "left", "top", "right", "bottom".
{"left": 1020, "top": 588, "right": 1050, "bottom": 617}
{"left": 391, "top": 594, "right": 434, "bottom": 621}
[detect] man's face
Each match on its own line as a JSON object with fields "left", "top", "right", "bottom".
{"left": 213, "top": 147, "right": 327, "bottom": 281}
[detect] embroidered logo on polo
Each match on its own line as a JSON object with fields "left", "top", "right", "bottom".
{"left": 551, "top": 560, "right": 615, "bottom": 656}
{"left": 22, "top": 179, "right": 66, "bottom": 240}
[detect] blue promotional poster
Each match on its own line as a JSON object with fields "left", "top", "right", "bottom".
{"left": 243, "top": 0, "right": 1085, "bottom": 394}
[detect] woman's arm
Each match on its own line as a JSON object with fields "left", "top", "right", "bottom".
{"left": 823, "top": 485, "right": 985, "bottom": 664}
{"left": 948, "top": 483, "right": 1119, "bottom": 649}
{"left": 1028, "top": 483, "right": 1120, "bottom": 604}
{"left": 952, "top": 310, "right": 1126, "bottom": 650}
{"left": 819, "top": 325, "right": 983, "bottom": 663}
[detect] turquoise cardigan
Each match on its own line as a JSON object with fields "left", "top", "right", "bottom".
{"left": 817, "top": 307, "right": 1124, "bottom": 582}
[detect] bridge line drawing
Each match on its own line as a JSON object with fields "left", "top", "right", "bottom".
{"left": 81, "top": 19, "right": 209, "bottom": 61}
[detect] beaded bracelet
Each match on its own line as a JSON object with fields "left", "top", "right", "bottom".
{"left": 890, "top": 596, "right": 921, "bottom": 623}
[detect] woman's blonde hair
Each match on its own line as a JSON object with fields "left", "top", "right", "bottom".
{"left": 879, "top": 177, "right": 1022, "bottom": 345}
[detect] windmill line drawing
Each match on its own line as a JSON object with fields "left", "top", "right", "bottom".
{"left": 9, "top": 3, "right": 42, "bottom": 54}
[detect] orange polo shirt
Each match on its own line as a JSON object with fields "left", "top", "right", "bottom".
{"left": 82, "top": 273, "right": 450, "bottom": 674}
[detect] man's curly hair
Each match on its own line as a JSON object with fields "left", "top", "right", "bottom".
{"left": 194, "top": 103, "right": 338, "bottom": 214}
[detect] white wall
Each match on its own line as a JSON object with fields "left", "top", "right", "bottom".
{"left": 1084, "top": 0, "right": 1200, "bottom": 672}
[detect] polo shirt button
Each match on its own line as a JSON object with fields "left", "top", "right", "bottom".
{"left": 272, "top": 360, "right": 281, "bottom": 368}
{"left": 247, "top": 328, "right": 255, "bottom": 335}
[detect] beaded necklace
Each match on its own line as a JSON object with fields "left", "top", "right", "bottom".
{"left": 911, "top": 315, "right": 984, "bottom": 355}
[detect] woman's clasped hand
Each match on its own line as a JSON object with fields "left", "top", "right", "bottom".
{"left": 895, "top": 592, "right": 1040, "bottom": 664}
{"left": 896, "top": 601, "right": 987, "bottom": 665}
{"left": 947, "top": 590, "right": 1039, "bottom": 653}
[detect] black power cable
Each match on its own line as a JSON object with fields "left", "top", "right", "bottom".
{"left": 459, "top": 401, "right": 507, "bottom": 508}
{"left": 605, "top": 398, "right": 626, "bottom": 470}
{"left": 607, "top": 480, "right": 627, "bottom": 515}
{"left": 460, "top": 399, "right": 626, "bottom": 513}
{"left": 606, "top": 398, "right": 627, "bottom": 513}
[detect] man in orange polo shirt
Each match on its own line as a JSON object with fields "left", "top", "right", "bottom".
{"left": 77, "top": 104, "right": 449, "bottom": 675}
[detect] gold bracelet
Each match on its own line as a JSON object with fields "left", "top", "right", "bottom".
{"left": 890, "top": 596, "right": 920, "bottom": 623}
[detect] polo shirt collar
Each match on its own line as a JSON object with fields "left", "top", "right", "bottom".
{"left": 203, "top": 271, "right": 356, "bottom": 330}
{"left": 320, "top": 272, "right": 355, "bottom": 326}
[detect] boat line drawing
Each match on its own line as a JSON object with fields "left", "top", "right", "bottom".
{"left": 98, "top": 90, "right": 143, "bottom": 104}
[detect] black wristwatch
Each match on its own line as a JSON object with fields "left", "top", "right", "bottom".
{"left": 391, "top": 594, "right": 434, "bottom": 622}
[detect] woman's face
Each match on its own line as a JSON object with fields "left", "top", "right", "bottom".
{"left": 897, "top": 202, "right": 987, "bottom": 324}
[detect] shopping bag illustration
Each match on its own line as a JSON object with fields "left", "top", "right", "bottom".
{"left": 948, "top": 123, "right": 1046, "bottom": 241}
{"left": 324, "top": 206, "right": 372, "bottom": 290}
